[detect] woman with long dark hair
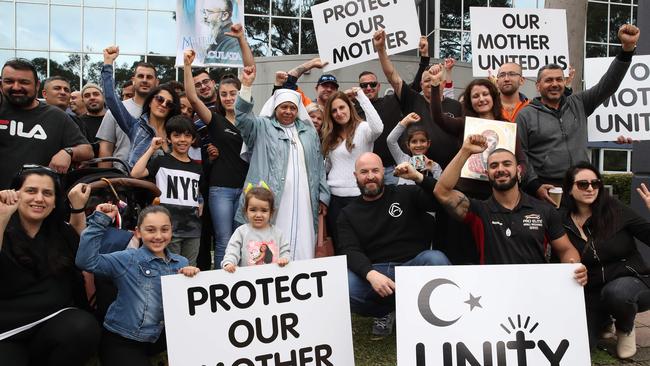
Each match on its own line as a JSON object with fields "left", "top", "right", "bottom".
{"left": 562, "top": 162, "right": 650, "bottom": 358}
{"left": 0, "top": 167, "right": 100, "bottom": 365}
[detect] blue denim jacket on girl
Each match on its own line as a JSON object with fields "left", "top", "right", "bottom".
{"left": 75, "top": 211, "right": 188, "bottom": 342}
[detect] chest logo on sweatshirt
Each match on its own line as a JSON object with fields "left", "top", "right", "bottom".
{"left": 389, "top": 202, "right": 403, "bottom": 218}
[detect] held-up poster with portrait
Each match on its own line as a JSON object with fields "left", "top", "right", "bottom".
{"left": 461, "top": 117, "right": 517, "bottom": 181}
{"left": 175, "top": 0, "right": 244, "bottom": 67}
{"left": 310, "top": 0, "right": 421, "bottom": 72}
{"left": 395, "top": 264, "right": 591, "bottom": 366}
{"left": 161, "top": 256, "right": 355, "bottom": 366}
{"left": 585, "top": 55, "right": 650, "bottom": 142}
{"left": 470, "top": 7, "right": 570, "bottom": 77}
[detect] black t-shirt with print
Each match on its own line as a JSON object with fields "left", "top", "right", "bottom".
{"left": 0, "top": 100, "right": 89, "bottom": 188}
{"left": 207, "top": 112, "right": 249, "bottom": 188}
{"left": 147, "top": 153, "right": 203, "bottom": 238}
{"left": 78, "top": 114, "right": 104, "bottom": 156}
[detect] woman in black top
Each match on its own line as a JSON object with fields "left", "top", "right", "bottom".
{"left": 562, "top": 162, "right": 650, "bottom": 358}
{"left": 0, "top": 167, "right": 100, "bottom": 365}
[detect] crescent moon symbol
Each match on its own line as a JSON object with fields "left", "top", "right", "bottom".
{"left": 417, "top": 278, "right": 462, "bottom": 327}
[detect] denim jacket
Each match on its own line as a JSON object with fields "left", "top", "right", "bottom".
{"left": 75, "top": 212, "right": 188, "bottom": 343}
{"left": 234, "top": 96, "right": 330, "bottom": 233}
{"left": 101, "top": 64, "right": 161, "bottom": 169}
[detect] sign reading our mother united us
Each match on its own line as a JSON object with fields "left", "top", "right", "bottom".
{"left": 470, "top": 7, "right": 570, "bottom": 77}
{"left": 161, "top": 256, "right": 354, "bottom": 366}
{"left": 310, "top": 0, "right": 420, "bottom": 72}
{"left": 395, "top": 264, "right": 590, "bottom": 365}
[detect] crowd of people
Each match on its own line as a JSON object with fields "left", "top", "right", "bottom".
{"left": 0, "top": 20, "right": 647, "bottom": 365}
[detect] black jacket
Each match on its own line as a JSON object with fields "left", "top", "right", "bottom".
{"left": 563, "top": 200, "right": 650, "bottom": 290}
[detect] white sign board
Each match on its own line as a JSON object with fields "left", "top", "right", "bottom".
{"left": 461, "top": 117, "right": 517, "bottom": 181}
{"left": 470, "top": 7, "right": 570, "bottom": 77}
{"left": 586, "top": 55, "right": 650, "bottom": 142}
{"left": 396, "top": 264, "right": 590, "bottom": 366}
{"left": 162, "top": 256, "right": 355, "bottom": 366}
{"left": 311, "top": 0, "right": 420, "bottom": 72}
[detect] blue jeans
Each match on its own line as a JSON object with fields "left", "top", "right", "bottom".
{"left": 348, "top": 250, "right": 450, "bottom": 317}
{"left": 383, "top": 165, "right": 398, "bottom": 186}
{"left": 209, "top": 186, "right": 242, "bottom": 268}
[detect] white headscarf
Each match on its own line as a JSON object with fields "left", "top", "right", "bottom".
{"left": 258, "top": 88, "right": 311, "bottom": 123}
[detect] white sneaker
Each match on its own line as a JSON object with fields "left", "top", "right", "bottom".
{"left": 616, "top": 328, "right": 637, "bottom": 359}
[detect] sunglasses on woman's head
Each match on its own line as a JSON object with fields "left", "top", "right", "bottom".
{"left": 153, "top": 95, "right": 175, "bottom": 109}
{"left": 574, "top": 179, "right": 602, "bottom": 191}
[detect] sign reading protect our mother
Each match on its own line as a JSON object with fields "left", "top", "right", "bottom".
{"left": 310, "top": 0, "right": 420, "bottom": 72}
{"left": 161, "top": 256, "right": 354, "bottom": 366}
{"left": 395, "top": 264, "right": 590, "bottom": 365}
{"left": 470, "top": 7, "right": 570, "bottom": 77}
{"left": 585, "top": 55, "right": 650, "bottom": 142}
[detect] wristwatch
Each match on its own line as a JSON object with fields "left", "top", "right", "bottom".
{"left": 64, "top": 147, "right": 74, "bottom": 157}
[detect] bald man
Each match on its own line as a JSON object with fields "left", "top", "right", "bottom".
{"left": 337, "top": 152, "right": 450, "bottom": 337}
{"left": 496, "top": 62, "right": 529, "bottom": 122}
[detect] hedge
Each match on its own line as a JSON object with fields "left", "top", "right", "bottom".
{"left": 603, "top": 173, "right": 632, "bottom": 205}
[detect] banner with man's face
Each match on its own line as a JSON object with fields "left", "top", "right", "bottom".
{"left": 176, "top": 0, "right": 244, "bottom": 67}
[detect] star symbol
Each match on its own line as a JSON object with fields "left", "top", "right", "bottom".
{"left": 465, "top": 293, "right": 482, "bottom": 311}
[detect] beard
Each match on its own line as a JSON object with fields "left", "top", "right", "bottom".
{"left": 5, "top": 90, "right": 36, "bottom": 108}
{"left": 86, "top": 103, "right": 104, "bottom": 114}
{"left": 488, "top": 172, "right": 518, "bottom": 191}
{"left": 357, "top": 179, "right": 384, "bottom": 198}
{"left": 499, "top": 85, "right": 517, "bottom": 97}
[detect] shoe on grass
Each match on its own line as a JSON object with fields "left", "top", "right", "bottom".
{"left": 371, "top": 312, "right": 395, "bottom": 340}
{"left": 616, "top": 328, "right": 637, "bottom": 359}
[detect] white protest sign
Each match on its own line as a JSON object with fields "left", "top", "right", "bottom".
{"left": 162, "top": 256, "right": 355, "bottom": 366}
{"left": 175, "top": 0, "right": 244, "bottom": 67}
{"left": 470, "top": 7, "right": 570, "bottom": 77}
{"left": 461, "top": 117, "right": 517, "bottom": 181}
{"left": 586, "top": 55, "right": 650, "bottom": 142}
{"left": 311, "top": 0, "right": 420, "bottom": 72}
{"left": 396, "top": 264, "right": 590, "bottom": 366}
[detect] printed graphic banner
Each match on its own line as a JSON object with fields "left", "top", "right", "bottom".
{"left": 461, "top": 117, "right": 517, "bottom": 181}
{"left": 396, "top": 264, "right": 590, "bottom": 365}
{"left": 162, "top": 256, "right": 355, "bottom": 366}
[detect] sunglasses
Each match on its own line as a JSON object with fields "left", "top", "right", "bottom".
{"left": 574, "top": 179, "right": 602, "bottom": 191}
{"left": 359, "top": 82, "right": 378, "bottom": 89}
{"left": 194, "top": 78, "right": 212, "bottom": 89}
{"left": 153, "top": 95, "right": 175, "bottom": 109}
{"left": 19, "top": 164, "right": 59, "bottom": 176}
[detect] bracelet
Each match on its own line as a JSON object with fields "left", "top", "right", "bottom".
{"left": 70, "top": 206, "right": 86, "bottom": 214}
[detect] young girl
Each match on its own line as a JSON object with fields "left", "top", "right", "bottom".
{"left": 222, "top": 187, "right": 290, "bottom": 272}
{"left": 386, "top": 112, "right": 442, "bottom": 185}
{"left": 76, "top": 204, "right": 199, "bottom": 366}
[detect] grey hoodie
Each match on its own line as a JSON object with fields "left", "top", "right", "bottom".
{"left": 517, "top": 51, "right": 633, "bottom": 192}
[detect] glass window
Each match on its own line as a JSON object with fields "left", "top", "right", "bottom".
{"left": 117, "top": 0, "right": 146, "bottom": 9}
{"left": 49, "top": 52, "right": 81, "bottom": 91}
{"left": 609, "top": 44, "right": 622, "bottom": 56}
{"left": 84, "top": 0, "right": 114, "bottom": 7}
{"left": 440, "top": 0, "right": 461, "bottom": 30}
{"left": 0, "top": 2, "right": 15, "bottom": 48}
{"left": 302, "top": 0, "right": 327, "bottom": 18}
{"left": 148, "top": 11, "right": 176, "bottom": 55}
{"left": 586, "top": 43, "right": 607, "bottom": 58}
{"left": 609, "top": 4, "right": 632, "bottom": 43}
{"left": 52, "top": 0, "right": 81, "bottom": 4}
{"left": 245, "top": 0, "right": 270, "bottom": 15}
{"left": 300, "top": 20, "right": 317, "bottom": 54}
{"left": 51, "top": 6, "right": 82, "bottom": 52}
{"left": 16, "top": 0, "right": 47, "bottom": 3}
{"left": 112, "top": 55, "right": 143, "bottom": 88}
{"left": 149, "top": 0, "right": 175, "bottom": 11}
{"left": 586, "top": 2, "right": 608, "bottom": 43}
{"left": 440, "top": 30, "right": 461, "bottom": 60}
{"left": 116, "top": 9, "right": 147, "bottom": 54}
{"left": 603, "top": 150, "right": 628, "bottom": 172}
{"left": 82, "top": 53, "right": 106, "bottom": 86}
{"left": 0, "top": 50, "right": 16, "bottom": 69}
{"left": 15, "top": 51, "right": 48, "bottom": 82}
{"left": 245, "top": 16, "right": 271, "bottom": 56}
{"left": 16, "top": 3, "right": 48, "bottom": 50}
{"left": 461, "top": 31, "right": 472, "bottom": 62}
{"left": 464, "top": 0, "right": 487, "bottom": 31}
{"left": 632, "top": 5, "right": 638, "bottom": 25}
{"left": 147, "top": 55, "right": 176, "bottom": 83}
{"left": 271, "top": 18, "right": 299, "bottom": 56}
{"left": 273, "top": 0, "right": 300, "bottom": 17}
{"left": 84, "top": 7, "right": 114, "bottom": 53}
{"left": 490, "top": 0, "right": 513, "bottom": 7}
{"left": 512, "top": 0, "right": 542, "bottom": 7}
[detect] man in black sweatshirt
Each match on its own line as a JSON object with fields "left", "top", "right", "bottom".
{"left": 337, "top": 153, "right": 450, "bottom": 328}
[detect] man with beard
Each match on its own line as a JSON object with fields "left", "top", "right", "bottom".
{"left": 496, "top": 63, "right": 529, "bottom": 122}
{"left": 96, "top": 62, "right": 156, "bottom": 168}
{"left": 433, "top": 135, "right": 587, "bottom": 275}
{"left": 337, "top": 152, "right": 450, "bottom": 338}
{"left": 202, "top": 0, "right": 242, "bottom": 66}
{"left": 517, "top": 24, "right": 639, "bottom": 204}
{"left": 0, "top": 59, "right": 92, "bottom": 187}
{"left": 78, "top": 83, "right": 106, "bottom": 155}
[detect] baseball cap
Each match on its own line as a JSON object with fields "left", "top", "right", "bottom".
{"left": 317, "top": 74, "right": 339, "bottom": 87}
